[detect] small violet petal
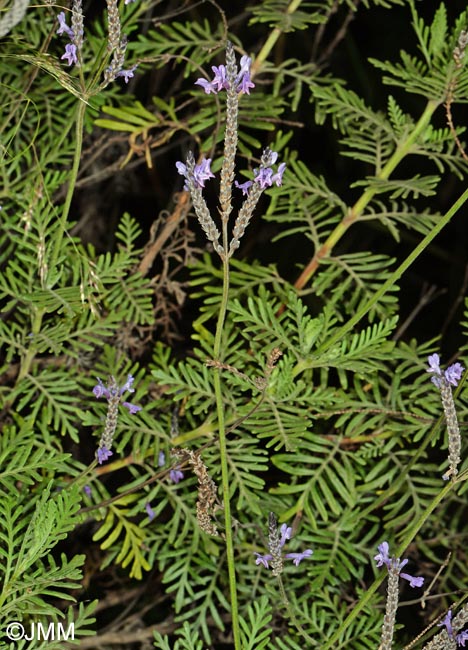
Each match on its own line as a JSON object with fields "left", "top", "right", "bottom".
{"left": 97, "top": 446, "right": 113, "bottom": 465}
{"left": 120, "top": 374, "right": 135, "bottom": 394}
{"left": 93, "top": 378, "right": 110, "bottom": 400}
{"left": 169, "top": 468, "right": 184, "bottom": 484}
{"left": 61, "top": 43, "right": 78, "bottom": 66}
{"left": 254, "top": 552, "right": 272, "bottom": 568}
{"left": 400, "top": 572, "right": 424, "bottom": 588}
{"left": 374, "top": 541, "right": 390, "bottom": 567}
{"left": 57, "top": 11, "right": 74, "bottom": 39}
{"left": 427, "top": 353, "right": 441, "bottom": 374}
{"left": 284, "top": 549, "right": 313, "bottom": 566}
{"left": 445, "top": 362, "right": 464, "bottom": 387}
{"left": 279, "top": 524, "right": 292, "bottom": 548}
{"left": 145, "top": 503, "right": 155, "bottom": 521}
{"left": 237, "top": 73, "right": 255, "bottom": 95}
{"left": 195, "top": 78, "right": 218, "bottom": 94}
{"left": 116, "top": 65, "right": 138, "bottom": 83}
{"left": 193, "top": 157, "right": 215, "bottom": 187}
{"left": 438, "top": 610, "right": 453, "bottom": 638}
{"left": 122, "top": 401, "right": 142, "bottom": 414}
{"left": 234, "top": 180, "right": 253, "bottom": 195}
{"left": 210, "top": 65, "right": 229, "bottom": 91}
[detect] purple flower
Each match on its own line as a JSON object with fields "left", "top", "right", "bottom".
{"left": 194, "top": 78, "right": 218, "bottom": 95}
{"left": 236, "top": 55, "right": 255, "bottom": 94}
{"left": 374, "top": 541, "right": 391, "bottom": 567}
{"left": 254, "top": 167, "right": 274, "bottom": 189}
{"left": 125, "top": 0, "right": 137, "bottom": 3}
{"left": 97, "top": 446, "right": 113, "bottom": 464}
{"left": 279, "top": 524, "right": 292, "bottom": 547}
{"left": 93, "top": 379, "right": 109, "bottom": 399}
{"left": 271, "top": 162, "right": 286, "bottom": 186}
{"left": 158, "top": 451, "right": 166, "bottom": 467}
{"left": 195, "top": 65, "right": 228, "bottom": 94}
{"left": 438, "top": 610, "right": 454, "bottom": 639}
{"left": 284, "top": 549, "right": 314, "bottom": 566}
{"left": 83, "top": 485, "right": 92, "bottom": 496}
{"left": 93, "top": 375, "right": 141, "bottom": 414}
{"left": 445, "top": 363, "right": 464, "bottom": 386}
{"left": 176, "top": 156, "right": 215, "bottom": 190}
{"left": 234, "top": 179, "right": 253, "bottom": 195}
{"left": 253, "top": 151, "right": 286, "bottom": 189}
{"left": 116, "top": 65, "right": 138, "bottom": 83}
{"left": 57, "top": 11, "right": 74, "bottom": 39}
{"left": 400, "top": 571, "right": 424, "bottom": 588}
{"left": 193, "top": 158, "right": 215, "bottom": 187}
{"left": 194, "top": 53, "right": 254, "bottom": 95}
{"left": 374, "top": 541, "right": 424, "bottom": 588}
{"left": 145, "top": 502, "right": 155, "bottom": 521}
{"left": 457, "top": 631, "right": 468, "bottom": 646}
{"left": 61, "top": 43, "right": 78, "bottom": 66}
{"left": 122, "top": 401, "right": 142, "bottom": 414}
{"left": 169, "top": 467, "right": 184, "bottom": 483}
{"left": 254, "top": 519, "right": 313, "bottom": 570}
{"left": 254, "top": 552, "right": 272, "bottom": 568}
{"left": 427, "top": 354, "right": 464, "bottom": 388}
{"left": 212, "top": 65, "right": 229, "bottom": 91}
{"left": 120, "top": 375, "right": 136, "bottom": 393}
{"left": 427, "top": 353, "right": 441, "bottom": 375}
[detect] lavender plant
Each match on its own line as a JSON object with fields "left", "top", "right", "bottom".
{"left": 1, "top": 1, "right": 468, "bottom": 649}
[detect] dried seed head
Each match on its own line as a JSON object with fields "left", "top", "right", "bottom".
{"left": 172, "top": 448, "right": 220, "bottom": 537}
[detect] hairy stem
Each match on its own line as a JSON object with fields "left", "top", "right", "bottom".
{"left": 213, "top": 232, "right": 240, "bottom": 648}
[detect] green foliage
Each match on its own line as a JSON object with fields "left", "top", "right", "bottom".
{"left": 239, "top": 596, "right": 272, "bottom": 650}
{"left": 92, "top": 493, "right": 151, "bottom": 580}
{"left": 2, "top": 0, "right": 468, "bottom": 649}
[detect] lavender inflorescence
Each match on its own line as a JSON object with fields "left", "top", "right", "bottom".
{"left": 56, "top": 1, "right": 137, "bottom": 84}
{"left": 229, "top": 149, "right": 285, "bottom": 256}
{"left": 374, "top": 542, "right": 424, "bottom": 650}
{"left": 438, "top": 611, "right": 468, "bottom": 648}
{"left": 426, "top": 354, "right": 464, "bottom": 480}
{"left": 218, "top": 42, "right": 240, "bottom": 223}
{"left": 175, "top": 42, "right": 285, "bottom": 258}
{"left": 176, "top": 153, "right": 223, "bottom": 256}
{"left": 254, "top": 513, "right": 313, "bottom": 577}
{"left": 57, "top": 8, "right": 82, "bottom": 67}
{"left": 93, "top": 374, "right": 141, "bottom": 464}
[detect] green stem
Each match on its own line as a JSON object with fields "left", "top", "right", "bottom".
{"left": 49, "top": 98, "right": 88, "bottom": 277}
{"left": 251, "top": 0, "right": 304, "bottom": 76}
{"left": 213, "top": 239, "right": 240, "bottom": 647}
{"left": 294, "top": 98, "right": 440, "bottom": 291}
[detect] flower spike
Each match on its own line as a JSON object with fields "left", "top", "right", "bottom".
{"left": 426, "top": 354, "right": 464, "bottom": 480}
